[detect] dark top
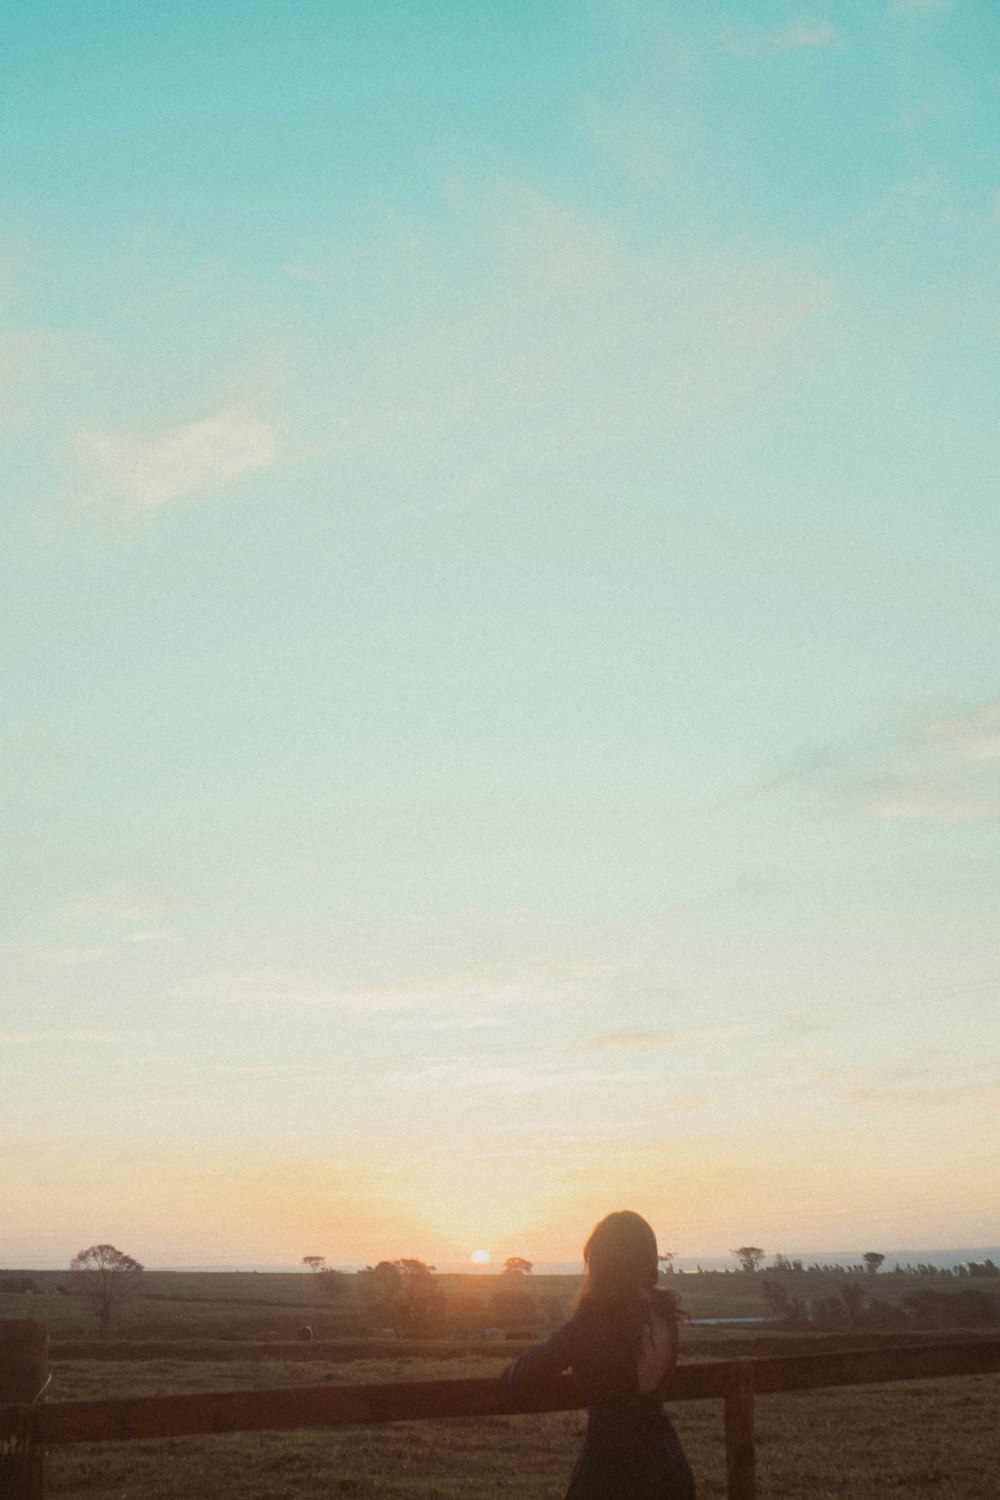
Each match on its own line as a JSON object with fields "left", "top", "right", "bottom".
{"left": 501, "top": 1291, "right": 695, "bottom": 1500}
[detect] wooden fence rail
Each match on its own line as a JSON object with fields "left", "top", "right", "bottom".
{"left": 3, "top": 1322, "right": 1000, "bottom": 1500}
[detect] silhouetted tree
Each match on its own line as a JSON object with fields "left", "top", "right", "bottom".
{"left": 760, "top": 1278, "right": 792, "bottom": 1319}
{"left": 69, "top": 1244, "right": 145, "bottom": 1337}
{"left": 863, "top": 1252, "right": 885, "bottom": 1275}
{"left": 357, "top": 1261, "right": 404, "bottom": 1325}
{"left": 302, "top": 1255, "right": 328, "bottom": 1305}
{"left": 316, "top": 1267, "right": 349, "bottom": 1300}
{"left": 810, "top": 1295, "right": 848, "bottom": 1329}
{"left": 840, "top": 1283, "right": 866, "bottom": 1326}
{"left": 503, "top": 1257, "right": 533, "bottom": 1276}
{"left": 357, "top": 1259, "right": 442, "bottom": 1336}
{"left": 732, "top": 1246, "right": 765, "bottom": 1273}
{"left": 395, "top": 1260, "right": 443, "bottom": 1336}
{"left": 0, "top": 1276, "right": 37, "bottom": 1294}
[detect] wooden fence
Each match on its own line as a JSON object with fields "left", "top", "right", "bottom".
{"left": 2, "top": 1321, "right": 1000, "bottom": 1500}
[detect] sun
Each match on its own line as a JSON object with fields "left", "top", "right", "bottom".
{"left": 470, "top": 1248, "right": 490, "bottom": 1265}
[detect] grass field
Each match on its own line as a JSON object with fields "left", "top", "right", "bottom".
{"left": 41, "top": 1354, "right": 1000, "bottom": 1499}
{"left": 1, "top": 1270, "right": 334, "bottom": 1341}
{"left": 5, "top": 1267, "right": 997, "bottom": 1496}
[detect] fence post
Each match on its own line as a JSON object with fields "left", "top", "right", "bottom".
{"left": 723, "top": 1362, "right": 756, "bottom": 1500}
{"left": 0, "top": 1321, "right": 48, "bottom": 1500}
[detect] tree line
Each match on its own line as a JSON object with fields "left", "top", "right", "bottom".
{"left": 725, "top": 1248, "right": 999, "bottom": 1278}
{"left": 40, "top": 1242, "right": 1000, "bottom": 1338}
{"left": 759, "top": 1275, "right": 1000, "bottom": 1331}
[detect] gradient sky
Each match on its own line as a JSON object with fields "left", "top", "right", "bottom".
{"left": 2, "top": 0, "right": 999, "bottom": 1269}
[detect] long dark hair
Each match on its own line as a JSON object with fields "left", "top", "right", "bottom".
{"left": 575, "top": 1210, "right": 683, "bottom": 1318}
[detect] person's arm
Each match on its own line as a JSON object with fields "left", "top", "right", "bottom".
{"left": 500, "top": 1313, "right": 585, "bottom": 1387}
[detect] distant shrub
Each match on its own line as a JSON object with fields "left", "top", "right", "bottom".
{"left": 317, "top": 1269, "right": 349, "bottom": 1300}
{"left": 905, "top": 1289, "right": 1000, "bottom": 1329}
{"left": 0, "top": 1275, "right": 38, "bottom": 1294}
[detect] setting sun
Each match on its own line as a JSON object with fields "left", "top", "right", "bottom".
{"left": 470, "top": 1249, "right": 490, "bottom": 1265}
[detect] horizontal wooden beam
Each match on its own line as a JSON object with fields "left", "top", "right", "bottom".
{"left": 7, "top": 1338, "right": 998, "bottom": 1448}
{"left": 35, "top": 1374, "right": 564, "bottom": 1446}
{"left": 727, "top": 1340, "right": 1000, "bottom": 1397}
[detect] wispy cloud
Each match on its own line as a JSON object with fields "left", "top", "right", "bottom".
{"left": 880, "top": 100, "right": 943, "bottom": 134}
{"left": 0, "top": 1028, "right": 116, "bottom": 1046}
{"left": 722, "top": 19, "right": 842, "bottom": 58}
{"left": 172, "top": 960, "right": 621, "bottom": 1018}
{"left": 0, "top": 931, "right": 177, "bottom": 970}
{"left": 0, "top": 729, "right": 82, "bottom": 806}
{"left": 58, "top": 884, "right": 186, "bottom": 926}
{"left": 379, "top": 1058, "right": 645, "bottom": 1099}
{"left": 724, "top": 1045, "right": 1000, "bottom": 1111}
{"left": 860, "top": 701, "right": 1000, "bottom": 823}
{"left": 29, "top": 945, "right": 109, "bottom": 967}
{"left": 864, "top": 789, "right": 1000, "bottom": 823}
{"left": 121, "top": 928, "right": 178, "bottom": 946}
{"left": 777, "top": 701, "right": 1000, "bottom": 824}
{"left": 920, "top": 703, "right": 1000, "bottom": 767}
{"left": 76, "top": 403, "right": 278, "bottom": 517}
{"left": 305, "top": 188, "right": 830, "bottom": 505}
{"left": 582, "top": 1028, "right": 676, "bottom": 1050}
{"left": 840, "top": 1050, "right": 1000, "bottom": 1109}
{"left": 0, "top": 326, "right": 86, "bottom": 432}
{"left": 889, "top": 0, "right": 950, "bottom": 14}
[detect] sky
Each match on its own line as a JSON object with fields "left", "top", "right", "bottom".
{"left": 2, "top": 0, "right": 999, "bottom": 1271}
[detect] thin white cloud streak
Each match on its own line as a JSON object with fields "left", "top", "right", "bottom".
{"left": 0, "top": 1029, "right": 115, "bottom": 1046}
{"left": 378, "top": 1059, "right": 646, "bottom": 1098}
{"left": 579, "top": 95, "right": 670, "bottom": 185}
{"left": 581, "top": 1028, "right": 676, "bottom": 1050}
{"left": 172, "top": 961, "right": 624, "bottom": 1017}
{"left": 922, "top": 703, "right": 1000, "bottom": 767}
{"left": 859, "top": 700, "right": 1000, "bottom": 823}
{"left": 29, "top": 945, "right": 110, "bottom": 967}
{"left": 864, "top": 790, "right": 1000, "bottom": 822}
{"left": 880, "top": 100, "right": 943, "bottom": 134}
{"left": 889, "top": 0, "right": 950, "bottom": 14}
{"left": 780, "top": 700, "right": 1000, "bottom": 824}
{"left": 297, "top": 190, "right": 830, "bottom": 501}
{"left": 76, "top": 403, "right": 278, "bottom": 517}
{"left": 0, "top": 326, "right": 86, "bottom": 432}
{"left": 32, "top": 193, "right": 827, "bottom": 523}
{"left": 57, "top": 885, "right": 185, "bottom": 925}
{"left": 808, "top": 1051, "right": 998, "bottom": 1110}
{"left": 0, "top": 938, "right": 110, "bottom": 969}
{"left": 722, "top": 20, "right": 842, "bottom": 58}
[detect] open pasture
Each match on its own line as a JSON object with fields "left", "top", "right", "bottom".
{"left": 42, "top": 1353, "right": 1000, "bottom": 1499}
{"left": 0, "top": 1291, "right": 331, "bottom": 1343}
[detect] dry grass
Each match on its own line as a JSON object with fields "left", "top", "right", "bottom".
{"left": 42, "top": 1356, "right": 1000, "bottom": 1499}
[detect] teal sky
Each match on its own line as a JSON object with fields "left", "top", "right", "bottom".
{"left": 3, "top": 0, "right": 999, "bottom": 1268}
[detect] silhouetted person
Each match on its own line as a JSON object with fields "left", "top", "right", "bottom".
{"left": 501, "top": 1211, "right": 695, "bottom": 1499}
